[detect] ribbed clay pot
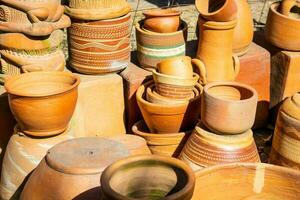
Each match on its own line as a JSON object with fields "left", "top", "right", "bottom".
{"left": 100, "top": 155, "right": 195, "bottom": 200}
{"left": 265, "top": 2, "right": 300, "bottom": 51}
{"left": 136, "top": 81, "right": 201, "bottom": 133}
{"left": 280, "top": 0, "right": 300, "bottom": 17}
{"left": 20, "top": 137, "right": 131, "bottom": 200}
{"left": 143, "top": 8, "right": 181, "bottom": 33}
{"left": 68, "top": 13, "right": 131, "bottom": 74}
{"left": 201, "top": 81, "right": 258, "bottom": 134}
{"left": 180, "top": 123, "right": 260, "bottom": 171}
{"left": 4, "top": 71, "right": 80, "bottom": 137}
{"left": 191, "top": 163, "right": 300, "bottom": 200}
{"left": 136, "top": 20, "right": 187, "bottom": 71}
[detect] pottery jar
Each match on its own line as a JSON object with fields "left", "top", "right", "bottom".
{"left": 201, "top": 81, "right": 258, "bottom": 134}
{"left": 20, "top": 137, "right": 131, "bottom": 200}
{"left": 68, "top": 13, "right": 131, "bottom": 74}
{"left": 136, "top": 19, "right": 188, "bottom": 71}
{"left": 280, "top": 0, "right": 300, "bottom": 17}
{"left": 4, "top": 71, "right": 80, "bottom": 137}
{"left": 191, "top": 163, "right": 300, "bottom": 200}
{"left": 100, "top": 155, "right": 195, "bottom": 200}
{"left": 195, "top": 0, "right": 237, "bottom": 22}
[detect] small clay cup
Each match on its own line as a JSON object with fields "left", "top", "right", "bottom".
{"left": 201, "top": 81, "right": 257, "bottom": 134}
{"left": 100, "top": 155, "right": 195, "bottom": 200}
{"left": 143, "top": 8, "right": 181, "bottom": 33}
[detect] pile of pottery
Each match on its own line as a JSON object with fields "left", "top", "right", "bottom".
{"left": 65, "top": 0, "right": 131, "bottom": 74}
{"left": 0, "top": 0, "right": 70, "bottom": 78}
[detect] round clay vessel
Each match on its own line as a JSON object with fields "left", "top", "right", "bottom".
{"left": 157, "top": 56, "right": 194, "bottom": 78}
{"left": 143, "top": 8, "right": 181, "bottom": 33}
{"left": 265, "top": 2, "right": 300, "bottom": 51}
{"left": 201, "top": 81, "right": 258, "bottom": 134}
{"left": 20, "top": 137, "right": 131, "bottom": 200}
{"left": 100, "top": 155, "right": 195, "bottom": 200}
{"left": 280, "top": 92, "right": 300, "bottom": 120}
{"left": 195, "top": 0, "right": 237, "bottom": 22}
{"left": 4, "top": 71, "right": 80, "bottom": 137}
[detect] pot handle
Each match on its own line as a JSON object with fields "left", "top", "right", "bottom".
{"left": 191, "top": 58, "right": 207, "bottom": 85}
{"left": 233, "top": 55, "right": 240, "bottom": 78}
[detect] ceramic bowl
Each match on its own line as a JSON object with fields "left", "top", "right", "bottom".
{"left": 201, "top": 81, "right": 257, "bottom": 134}
{"left": 157, "top": 56, "right": 194, "bottom": 78}
{"left": 5, "top": 71, "right": 80, "bottom": 137}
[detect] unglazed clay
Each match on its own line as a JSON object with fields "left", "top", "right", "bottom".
{"left": 280, "top": 0, "right": 300, "bottom": 17}
{"left": 100, "top": 155, "right": 195, "bottom": 200}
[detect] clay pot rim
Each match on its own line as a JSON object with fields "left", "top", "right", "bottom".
{"left": 5, "top": 71, "right": 80, "bottom": 97}
{"left": 195, "top": 0, "right": 229, "bottom": 16}
{"left": 143, "top": 8, "right": 181, "bottom": 17}
{"left": 199, "top": 16, "right": 237, "bottom": 29}
{"left": 270, "top": 1, "right": 300, "bottom": 22}
{"left": 280, "top": 108, "right": 300, "bottom": 125}
{"left": 100, "top": 155, "right": 195, "bottom": 200}
{"left": 152, "top": 70, "right": 199, "bottom": 86}
{"left": 203, "top": 81, "right": 257, "bottom": 104}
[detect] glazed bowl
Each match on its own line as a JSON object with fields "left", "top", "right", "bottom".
{"left": 100, "top": 155, "right": 195, "bottom": 200}
{"left": 5, "top": 71, "right": 80, "bottom": 137}
{"left": 201, "top": 81, "right": 257, "bottom": 134}
{"left": 157, "top": 56, "right": 194, "bottom": 78}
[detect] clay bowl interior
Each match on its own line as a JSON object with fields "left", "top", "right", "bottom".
{"left": 196, "top": 0, "right": 227, "bottom": 15}
{"left": 143, "top": 8, "right": 181, "bottom": 17}
{"left": 206, "top": 84, "right": 253, "bottom": 101}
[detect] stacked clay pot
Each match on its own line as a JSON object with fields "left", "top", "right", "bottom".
{"left": 66, "top": 0, "right": 131, "bottom": 74}
{"left": 0, "top": 0, "right": 70, "bottom": 77}
{"left": 180, "top": 81, "right": 260, "bottom": 170}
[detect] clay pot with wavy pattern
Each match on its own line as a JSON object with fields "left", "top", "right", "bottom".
{"left": 136, "top": 20, "right": 188, "bottom": 71}
{"left": 179, "top": 123, "right": 260, "bottom": 171}
{"left": 201, "top": 81, "right": 258, "bottom": 134}
{"left": 191, "top": 163, "right": 300, "bottom": 200}
{"left": 5, "top": 72, "right": 80, "bottom": 137}
{"left": 100, "top": 155, "right": 195, "bottom": 200}
{"left": 68, "top": 13, "right": 131, "bottom": 74}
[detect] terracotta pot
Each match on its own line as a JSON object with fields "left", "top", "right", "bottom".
{"left": 136, "top": 20, "right": 188, "bottom": 71}
{"left": 201, "top": 81, "right": 258, "bottom": 134}
{"left": 136, "top": 81, "right": 201, "bottom": 133}
{"left": 157, "top": 56, "right": 194, "bottom": 78}
{"left": 4, "top": 72, "right": 80, "bottom": 137}
{"left": 143, "top": 8, "right": 181, "bottom": 33}
{"left": 100, "top": 155, "right": 195, "bottom": 200}
{"left": 281, "top": 92, "right": 300, "bottom": 120}
{"left": 195, "top": 0, "right": 237, "bottom": 22}
{"left": 280, "top": 0, "right": 300, "bottom": 17}
{"left": 68, "top": 13, "right": 131, "bottom": 74}
{"left": 196, "top": 17, "right": 239, "bottom": 83}
{"left": 180, "top": 123, "right": 260, "bottom": 171}
{"left": 20, "top": 137, "right": 131, "bottom": 200}
{"left": 265, "top": 2, "right": 300, "bottom": 51}
{"left": 192, "top": 163, "right": 300, "bottom": 200}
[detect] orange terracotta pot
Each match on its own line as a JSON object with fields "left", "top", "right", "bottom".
{"left": 157, "top": 56, "right": 194, "bottom": 78}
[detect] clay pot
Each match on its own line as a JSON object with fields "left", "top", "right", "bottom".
{"left": 20, "top": 137, "right": 131, "bottom": 200}
{"left": 180, "top": 123, "right": 260, "bottom": 171}
{"left": 280, "top": 0, "right": 300, "bottom": 17}
{"left": 136, "top": 81, "right": 201, "bottom": 133}
{"left": 136, "top": 20, "right": 188, "bottom": 71}
{"left": 201, "top": 81, "right": 258, "bottom": 134}
{"left": 192, "top": 163, "right": 300, "bottom": 200}
{"left": 132, "top": 120, "right": 191, "bottom": 157}
{"left": 281, "top": 92, "right": 300, "bottom": 120}
{"left": 4, "top": 72, "right": 80, "bottom": 137}
{"left": 196, "top": 18, "right": 239, "bottom": 83}
{"left": 265, "top": 2, "right": 300, "bottom": 51}
{"left": 68, "top": 13, "right": 131, "bottom": 74}
{"left": 100, "top": 155, "right": 195, "bottom": 200}
{"left": 143, "top": 8, "right": 181, "bottom": 33}
{"left": 195, "top": 0, "right": 237, "bottom": 22}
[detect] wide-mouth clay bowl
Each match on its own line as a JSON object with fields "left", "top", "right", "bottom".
{"left": 201, "top": 81, "right": 257, "bottom": 134}
{"left": 100, "top": 155, "right": 195, "bottom": 200}
{"left": 157, "top": 56, "right": 194, "bottom": 78}
{"left": 4, "top": 71, "right": 80, "bottom": 137}
{"left": 192, "top": 163, "right": 300, "bottom": 200}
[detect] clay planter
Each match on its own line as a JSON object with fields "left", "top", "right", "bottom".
{"left": 136, "top": 81, "right": 201, "bottom": 133}
{"left": 195, "top": 0, "right": 237, "bottom": 22}
{"left": 100, "top": 155, "right": 195, "bottom": 200}
{"left": 132, "top": 120, "right": 191, "bottom": 157}
{"left": 143, "top": 8, "right": 181, "bottom": 33}
{"left": 180, "top": 123, "right": 260, "bottom": 171}
{"left": 20, "top": 137, "right": 131, "bottom": 200}
{"left": 201, "top": 81, "right": 258, "bottom": 134}
{"left": 280, "top": 0, "right": 300, "bottom": 17}
{"left": 265, "top": 2, "right": 300, "bottom": 51}
{"left": 136, "top": 20, "right": 188, "bottom": 71}
{"left": 4, "top": 72, "right": 80, "bottom": 137}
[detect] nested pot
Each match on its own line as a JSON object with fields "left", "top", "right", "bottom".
{"left": 136, "top": 20, "right": 188, "bottom": 71}
{"left": 201, "top": 81, "right": 258, "bottom": 134}
{"left": 100, "top": 155, "right": 195, "bottom": 200}
{"left": 4, "top": 71, "right": 80, "bottom": 137}
{"left": 20, "top": 137, "right": 131, "bottom": 200}
{"left": 280, "top": 0, "right": 300, "bottom": 17}
{"left": 180, "top": 123, "right": 260, "bottom": 171}
{"left": 68, "top": 13, "right": 131, "bottom": 74}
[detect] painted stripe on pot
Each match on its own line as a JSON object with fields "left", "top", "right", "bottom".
{"left": 137, "top": 44, "right": 185, "bottom": 58}
{"left": 70, "top": 37, "right": 129, "bottom": 51}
